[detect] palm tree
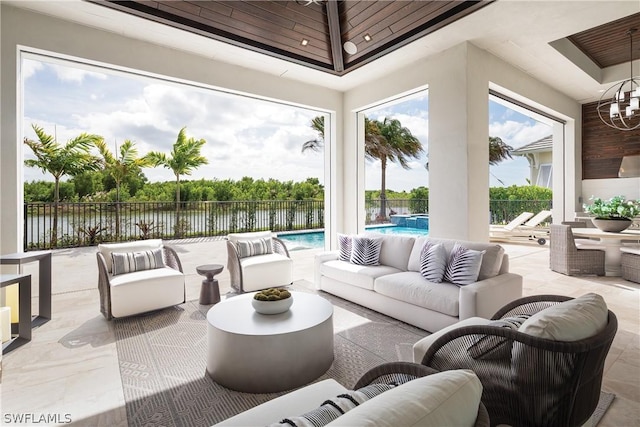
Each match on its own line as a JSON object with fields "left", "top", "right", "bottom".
{"left": 146, "top": 127, "right": 208, "bottom": 238}
{"left": 366, "top": 117, "right": 424, "bottom": 220}
{"left": 24, "top": 124, "right": 102, "bottom": 247}
{"left": 301, "top": 116, "right": 325, "bottom": 153}
{"left": 95, "top": 139, "right": 152, "bottom": 239}
{"left": 489, "top": 136, "right": 514, "bottom": 165}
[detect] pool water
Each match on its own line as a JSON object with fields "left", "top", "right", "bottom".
{"left": 278, "top": 225, "right": 429, "bottom": 250}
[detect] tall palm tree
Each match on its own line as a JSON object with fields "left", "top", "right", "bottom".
{"left": 95, "top": 139, "right": 152, "bottom": 239}
{"left": 301, "top": 116, "right": 325, "bottom": 153}
{"left": 146, "top": 127, "right": 208, "bottom": 238}
{"left": 489, "top": 136, "right": 514, "bottom": 165}
{"left": 24, "top": 124, "right": 102, "bottom": 247}
{"left": 366, "top": 117, "right": 423, "bottom": 220}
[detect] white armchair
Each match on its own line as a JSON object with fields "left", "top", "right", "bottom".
{"left": 226, "top": 231, "right": 293, "bottom": 293}
{"left": 97, "top": 239, "right": 186, "bottom": 320}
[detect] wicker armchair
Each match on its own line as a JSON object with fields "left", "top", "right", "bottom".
{"left": 550, "top": 224, "right": 605, "bottom": 276}
{"left": 354, "top": 361, "right": 490, "bottom": 427}
{"left": 420, "top": 295, "right": 618, "bottom": 427}
{"left": 226, "top": 231, "right": 293, "bottom": 293}
{"left": 97, "top": 239, "right": 185, "bottom": 320}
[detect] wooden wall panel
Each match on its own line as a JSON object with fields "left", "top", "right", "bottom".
{"left": 582, "top": 101, "right": 640, "bottom": 179}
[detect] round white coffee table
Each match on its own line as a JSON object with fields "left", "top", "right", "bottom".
{"left": 206, "top": 291, "right": 334, "bottom": 393}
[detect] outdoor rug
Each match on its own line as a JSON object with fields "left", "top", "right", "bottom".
{"left": 114, "top": 285, "right": 615, "bottom": 427}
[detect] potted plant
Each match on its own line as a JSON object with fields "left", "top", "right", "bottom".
{"left": 583, "top": 195, "right": 640, "bottom": 232}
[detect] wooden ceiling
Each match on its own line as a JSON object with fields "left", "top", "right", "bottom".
{"left": 89, "top": 0, "right": 491, "bottom": 75}
{"left": 568, "top": 12, "right": 640, "bottom": 68}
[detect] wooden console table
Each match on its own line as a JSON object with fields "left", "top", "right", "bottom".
{"left": 0, "top": 250, "right": 52, "bottom": 326}
{"left": 1, "top": 274, "right": 32, "bottom": 353}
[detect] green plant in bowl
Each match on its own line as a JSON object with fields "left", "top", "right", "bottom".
{"left": 252, "top": 288, "right": 293, "bottom": 314}
{"left": 253, "top": 288, "right": 292, "bottom": 301}
{"left": 583, "top": 195, "right": 639, "bottom": 232}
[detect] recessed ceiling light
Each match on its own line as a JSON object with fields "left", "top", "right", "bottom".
{"left": 343, "top": 41, "right": 357, "bottom": 55}
{"left": 363, "top": 34, "right": 372, "bottom": 42}
{"left": 301, "top": 39, "right": 309, "bottom": 46}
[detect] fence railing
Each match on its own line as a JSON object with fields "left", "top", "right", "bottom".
{"left": 24, "top": 200, "right": 324, "bottom": 250}
{"left": 23, "top": 198, "right": 552, "bottom": 250}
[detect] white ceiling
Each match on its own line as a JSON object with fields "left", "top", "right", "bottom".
{"left": 6, "top": 0, "right": 640, "bottom": 103}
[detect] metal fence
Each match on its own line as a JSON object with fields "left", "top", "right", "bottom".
{"left": 23, "top": 198, "right": 552, "bottom": 250}
{"left": 24, "top": 200, "right": 324, "bottom": 250}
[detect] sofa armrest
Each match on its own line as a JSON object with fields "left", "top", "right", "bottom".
{"left": 458, "top": 272, "right": 523, "bottom": 320}
{"left": 96, "top": 252, "right": 114, "bottom": 320}
{"left": 314, "top": 251, "right": 339, "bottom": 289}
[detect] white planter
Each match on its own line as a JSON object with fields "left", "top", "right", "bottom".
{"left": 251, "top": 297, "right": 293, "bottom": 315}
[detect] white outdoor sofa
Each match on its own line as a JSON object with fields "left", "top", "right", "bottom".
{"left": 97, "top": 239, "right": 185, "bottom": 320}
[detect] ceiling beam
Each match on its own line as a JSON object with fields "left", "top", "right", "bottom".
{"left": 325, "top": 0, "right": 344, "bottom": 73}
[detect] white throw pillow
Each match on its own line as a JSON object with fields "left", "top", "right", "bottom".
{"left": 443, "top": 244, "right": 485, "bottom": 286}
{"left": 350, "top": 236, "right": 383, "bottom": 266}
{"left": 326, "top": 370, "right": 483, "bottom": 427}
{"left": 518, "top": 293, "right": 608, "bottom": 341}
{"left": 419, "top": 242, "right": 447, "bottom": 283}
{"left": 337, "top": 233, "right": 353, "bottom": 261}
{"left": 111, "top": 248, "right": 165, "bottom": 276}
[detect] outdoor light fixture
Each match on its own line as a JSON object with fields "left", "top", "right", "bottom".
{"left": 343, "top": 41, "right": 357, "bottom": 55}
{"left": 597, "top": 28, "right": 640, "bottom": 131}
{"left": 301, "top": 39, "right": 309, "bottom": 46}
{"left": 363, "top": 34, "right": 372, "bottom": 42}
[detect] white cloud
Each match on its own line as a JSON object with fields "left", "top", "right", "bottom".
{"left": 22, "top": 59, "right": 44, "bottom": 81}
{"left": 48, "top": 63, "right": 108, "bottom": 83}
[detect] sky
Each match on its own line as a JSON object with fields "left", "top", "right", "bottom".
{"left": 22, "top": 56, "right": 552, "bottom": 192}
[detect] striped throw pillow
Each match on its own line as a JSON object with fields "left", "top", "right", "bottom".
{"left": 467, "top": 314, "right": 531, "bottom": 360}
{"left": 269, "top": 383, "right": 397, "bottom": 427}
{"left": 349, "top": 236, "right": 382, "bottom": 266}
{"left": 419, "top": 242, "right": 447, "bottom": 282}
{"left": 111, "top": 248, "right": 165, "bottom": 276}
{"left": 443, "top": 243, "right": 485, "bottom": 285}
{"left": 337, "top": 233, "right": 353, "bottom": 261}
{"left": 235, "top": 237, "right": 273, "bottom": 258}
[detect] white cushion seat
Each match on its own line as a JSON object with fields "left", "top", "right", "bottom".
{"left": 320, "top": 260, "right": 401, "bottom": 291}
{"left": 109, "top": 267, "right": 185, "bottom": 318}
{"left": 238, "top": 252, "right": 293, "bottom": 292}
{"left": 375, "top": 271, "right": 461, "bottom": 316}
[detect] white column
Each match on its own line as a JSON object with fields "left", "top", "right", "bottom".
{"left": 428, "top": 43, "right": 490, "bottom": 241}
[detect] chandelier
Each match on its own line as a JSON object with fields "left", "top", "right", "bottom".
{"left": 597, "top": 28, "right": 640, "bottom": 131}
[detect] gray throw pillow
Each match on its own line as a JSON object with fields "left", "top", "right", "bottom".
{"left": 443, "top": 243, "right": 485, "bottom": 285}
{"left": 235, "top": 237, "right": 273, "bottom": 258}
{"left": 111, "top": 248, "right": 165, "bottom": 276}
{"left": 419, "top": 242, "right": 447, "bottom": 282}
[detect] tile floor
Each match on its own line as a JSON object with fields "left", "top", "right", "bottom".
{"left": 0, "top": 238, "right": 638, "bottom": 426}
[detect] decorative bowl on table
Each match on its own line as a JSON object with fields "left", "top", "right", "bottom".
{"left": 252, "top": 288, "right": 293, "bottom": 314}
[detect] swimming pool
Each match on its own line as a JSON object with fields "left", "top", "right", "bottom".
{"left": 278, "top": 225, "right": 429, "bottom": 250}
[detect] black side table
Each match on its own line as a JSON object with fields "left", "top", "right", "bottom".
{"left": 196, "top": 264, "right": 224, "bottom": 305}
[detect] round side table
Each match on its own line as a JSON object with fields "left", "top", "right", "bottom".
{"left": 196, "top": 264, "right": 224, "bottom": 305}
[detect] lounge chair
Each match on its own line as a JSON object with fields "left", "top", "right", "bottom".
{"left": 489, "top": 212, "right": 534, "bottom": 232}
{"left": 490, "top": 210, "right": 552, "bottom": 245}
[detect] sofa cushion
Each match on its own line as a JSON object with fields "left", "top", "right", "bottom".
{"left": 374, "top": 272, "right": 460, "bottom": 317}
{"left": 321, "top": 260, "right": 401, "bottom": 291}
{"left": 234, "top": 237, "right": 273, "bottom": 258}
{"left": 326, "top": 370, "right": 483, "bottom": 427}
{"left": 111, "top": 248, "right": 165, "bottom": 276}
{"left": 227, "top": 231, "right": 273, "bottom": 243}
{"left": 240, "top": 253, "right": 293, "bottom": 292}
{"left": 408, "top": 237, "right": 505, "bottom": 280}
{"left": 364, "top": 233, "right": 416, "bottom": 271}
{"left": 337, "top": 233, "right": 353, "bottom": 261}
{"left": 419, "top": 242, "right": 447, "bottom": 283}
{"left": 518, "top": 293, "right": 608, "bottom": 341}
{"left": 443, "top": 244, "right": 485, "bottom": 286}
{"left": 98, "top": 239, "right": 163, "bottom": 274}
{"left": 350, "top": 236, "right": 383, "bottom": 266}
{"left": 109, "top": 267, "right": 184, "bottom": 318}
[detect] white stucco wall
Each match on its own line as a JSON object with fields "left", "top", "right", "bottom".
{"left": 0, "top": 5, "right": 343, "bottom": 254}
